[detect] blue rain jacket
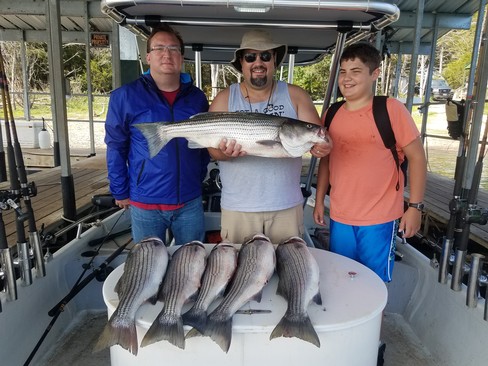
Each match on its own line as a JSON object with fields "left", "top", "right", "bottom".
{"left": 105, "top": 73, "right": 210, "bottom": 204}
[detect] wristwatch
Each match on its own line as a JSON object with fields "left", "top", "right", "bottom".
{"left": 408, "top": 202, "right": 424, "bottom": 211}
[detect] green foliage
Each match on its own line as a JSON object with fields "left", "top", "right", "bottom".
{"left": 443, "top": 53, "right": 471, "bottom": 89}
{"left": 292, "top": 56, "right": 332, "bottom": 101}
{"left": 438, "top": 16, "right": 477, "bottom": 88}
{"left": 66, "top": 46, "right": 113, "bottom": 93}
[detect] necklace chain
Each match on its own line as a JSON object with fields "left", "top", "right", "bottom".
{"left": 244, "top": 81, "right": 275, "bottom": 113}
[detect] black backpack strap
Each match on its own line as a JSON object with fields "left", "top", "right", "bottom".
{"left": 372, "top": 96, "right": 402, "bottom": 191}
{"left": 324, "top": 100, "right": 346, "bottom": 130}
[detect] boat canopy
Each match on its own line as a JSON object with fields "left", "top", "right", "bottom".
{"left": 101, "top": 0, "right": 400, "bottom": 65}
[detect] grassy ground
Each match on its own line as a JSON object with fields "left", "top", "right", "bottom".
{"left": 1, "top": 94, "right": 109, "bottom": 121}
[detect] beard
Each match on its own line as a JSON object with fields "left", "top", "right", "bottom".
{"left": 250, "top": 75, "right": 268, "bottom": 87}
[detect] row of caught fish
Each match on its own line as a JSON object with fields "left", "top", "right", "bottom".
{"left": 94, "top": 233, "right": 322, "bottom": 356}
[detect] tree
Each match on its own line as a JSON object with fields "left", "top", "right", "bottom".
{"left": 438, "top": 15, "right": 477, "bottom": 89}
{"left": 288, "top": 55, "right": 332, "bottom": 101}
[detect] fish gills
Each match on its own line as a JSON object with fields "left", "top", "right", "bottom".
{"left": 93, "top": 237, "right": 169, "bottom": 356}
{"left": 270, "top": 236, "right": 322, "bottom": 347}
{"left": 140, "top": 241, "right": 207, "bottom": 349}
{"left": 204, "top": 234, "right": 276, "bottom": 352}
{"left": 183, "top": 243, "right": 238, "bottom": 336}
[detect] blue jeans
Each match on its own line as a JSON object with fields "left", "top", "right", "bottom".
{"left": 130, "top": 196, "right": 205, "bottom": 245}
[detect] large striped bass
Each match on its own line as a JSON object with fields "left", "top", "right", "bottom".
{"left": 93, "top": 237, "right": 169, "bottom": 356}
{"left": 270, "top": 236, "right": 322, "bottom": 347}
{"left": 141, "top": 241, "right": 207, "bottom": 349}
{"left": 203, "top": 234, "right": 275, "bottom": 352}
{"left": 134, "top": 112, "right": 329, "bottom": 159}
{"left": 183, "top": 243, "right": 238, "bottom": 335}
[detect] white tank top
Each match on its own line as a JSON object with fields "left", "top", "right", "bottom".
{"left": 219, "top": 81, "right": 303, "bottom": 212}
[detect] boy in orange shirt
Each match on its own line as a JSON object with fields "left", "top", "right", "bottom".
{"left": 313, "top": 42, "right": 426, "bottom": 282}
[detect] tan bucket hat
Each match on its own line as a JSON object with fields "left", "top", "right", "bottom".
{"left": 230, "top": 30, "right": 288, "bottom": 73}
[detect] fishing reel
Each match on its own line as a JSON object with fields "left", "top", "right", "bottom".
{"left": 21, "top": 181, "right": 38, "bottom": 198}
{"left": 0, "top": 190, "right": 13, "bottom": 210}
{"left": 464, "top": 206, "right": 488, "bottom": 225}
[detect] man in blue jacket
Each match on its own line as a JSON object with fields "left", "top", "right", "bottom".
{"left": 105, "top": 24, "right": 210, "bottom": 245}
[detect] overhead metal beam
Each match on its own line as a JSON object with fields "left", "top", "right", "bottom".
{"left": 389, "top": 42, "right": 439, "bottom": 55}
{"left": 396, "top": 12, "right": 473, "bottom": 30}
{"left": 0, "top": 29, "right": 95, "bottom": 43}
{"left": 0, "top": 0, "right": 104, "bottom": 17}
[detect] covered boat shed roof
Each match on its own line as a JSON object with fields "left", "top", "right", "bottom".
{"left": 0, "top": 0, "right": 483, "bottom": 65}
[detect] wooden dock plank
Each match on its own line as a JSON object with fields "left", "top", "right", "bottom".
{"left": 405, "top": 172, "right": 488, "bottom": 249}
{"left": 0, "top": 154, "right": 110, "bottom": 248}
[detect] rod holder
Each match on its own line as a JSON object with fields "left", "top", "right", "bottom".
{"left": 466, "top": 253, "right": 485, "bottom": 308}
{"left": 17, "top": 242, "right": 32, "bottom": 286}
{"left": 451, "top": 248, "right": 467, "bottom": 291}
{"left": 0, "top": 248, "right": 17, "bottom": 301}
{"left": 438, "top": 237, "right": 454, "bottom": 284}
{"left": 29, "top": 232, "right": 45, "bottom": 278}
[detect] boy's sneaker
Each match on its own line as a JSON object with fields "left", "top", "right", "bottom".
{"left": 377, "top": 341, "right": 386, "bottom": 366}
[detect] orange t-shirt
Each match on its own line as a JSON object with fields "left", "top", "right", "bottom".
{"left": 325, "top": 98, "right": 420, "bottom": 225}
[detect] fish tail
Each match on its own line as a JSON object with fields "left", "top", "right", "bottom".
{"left": 205, "top": 316, "right": 232, "bottom": 353}
{"left": 270, "top": 313, "right": 321, "bottom": 348}
{"left": 135, "top": 123, "right": 169, "bottom": 158}
{"left": 93, "top": 319, "right": 138, "bottom": 355}
{"left": 140, "top": 314, "right": 185, "bottom": 349}
{"left": 182, "top": 307, "right": 208, "bottom": 335}
{"left": 185, "top": 327, "right": 203, "bottom": 339}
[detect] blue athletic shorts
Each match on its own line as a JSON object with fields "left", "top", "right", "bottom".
{"left": 329, "top": 219, "right": 398, "bottom": 282}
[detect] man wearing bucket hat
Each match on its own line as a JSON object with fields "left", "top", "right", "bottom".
{"left": 208, "top": 29, "right": 332, "bottom": 244}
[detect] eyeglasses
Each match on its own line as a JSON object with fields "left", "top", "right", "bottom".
{"left": 242, "top": 51, "right": 273, "bottom": 63}
{"left": 150, "top": 45, "right": 181, "bottom": 54}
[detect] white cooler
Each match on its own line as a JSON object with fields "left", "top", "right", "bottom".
{"left": 103, "top": 245, "right": 387, "bottom": 366}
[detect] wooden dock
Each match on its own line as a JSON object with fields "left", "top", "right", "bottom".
{"left": 407, "top": 172, "right": 488, "bottom": 249}
{"left": 0, "top": 151, "right": 110, "bottom": 248}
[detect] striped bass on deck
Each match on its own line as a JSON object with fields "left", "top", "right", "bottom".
{"left": 134, "top": 112, "right": 329, "bottom": 158}
{"left": 202, "top": 234, "right": 275, "bottom": 352}
{"left": 141, "top": 241, "right": 207, "bottom": 349}
{"left": 183, "top": 242, "right": 239, "bottom": 336}
{"left": 93, "top": 237, "right": 169, "bottom": 356}
{"left": 270, "top": 236, "right": 322, "bottom": 347}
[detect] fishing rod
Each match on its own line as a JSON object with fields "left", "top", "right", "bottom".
{"left": 438, "top": 105, "right": 469, "bottom": 284}
{"left": 0, "top": 47, "right": 32, "bottom": 286}
{"left": 0, "top": 49, "right": 17, "bottom": 311}
{"left": 450, "top": 114, "right": 488, "bottom": 291}
{"left": 24, "top": 209, "right": 130, "bottom": 366}
{"left": 0, "top": 46, "right": 45, "bottom": 284}
{"left": 442, "top": 10, "right": 488, "bottom": 291}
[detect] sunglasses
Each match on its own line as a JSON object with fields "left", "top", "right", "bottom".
{"left": 242, "top": 51, "right": 273, "bottom": 63}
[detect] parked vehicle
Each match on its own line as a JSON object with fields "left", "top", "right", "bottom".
{"left": 430, "top": 78, "right": 454, "bottom": 101}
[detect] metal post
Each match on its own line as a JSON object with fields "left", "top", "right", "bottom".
{"left": 419, "top": 16, "right": 439, "bottom": 144}
{"left": 85, "top": 2, "right": 95, "bottom": 156}
{"left": 192, "top": 44, "right": 203, "bottom": 89}
{"left": 46, "top": 0, "right": 76, "bottom": 221}
{"left": 405, "top": 0, "right": 425, "bottom": 113}
{"left": 287, "top": 47, "right": 297, "bottom": 84}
